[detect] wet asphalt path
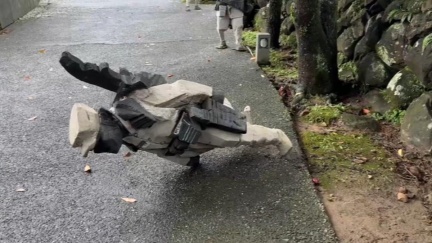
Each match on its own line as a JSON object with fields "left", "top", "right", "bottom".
{"left": 0, "top": 0, "right": 337, "bottom": 242}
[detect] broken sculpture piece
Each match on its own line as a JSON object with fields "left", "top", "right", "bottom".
{"left": 60, "top": 51, "right": 293, "bottom": 166}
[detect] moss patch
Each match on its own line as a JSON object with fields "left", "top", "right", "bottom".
{"left": 262, "top": 51, "right": 298, "bottom": 79}
{"left": 303, "top": 105, "right": 344, "bottom": 124}
{"left": 301, "top": 131, "right": 395, "bottom": 190}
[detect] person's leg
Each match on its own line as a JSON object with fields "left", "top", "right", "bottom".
{"left": 231, "top": 17, "right": 246, "bottom": 51}
{"left": 194, "top": 0, "right": 201, "bottom": 10}
{"left": 185, "top": 0, "right": 191, "bottom": 11}
{"left": 228, "top": 7, "right": 246, "bottom": 51}
{"left": 216, "top": 13, "right": 229, "bottom": 49}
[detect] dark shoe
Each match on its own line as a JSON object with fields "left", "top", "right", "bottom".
{"left": 216, "top": 41, "right": 228, "bottom": 49}
{"left": 233, "top": 46, "right": 247, "bottom": 52}
{"left": 194, "top": 5, "right": 201, "bottom": 10}
{"left": 186, "top": 7, "right": 191, "bottom": 11}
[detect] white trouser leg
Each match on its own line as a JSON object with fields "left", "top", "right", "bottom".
{"left": 186, "top": 0, "right": 190, "bottom": 7}
{"left": 217, "top": 13, "right": 229, "bottom": 44}
{"left": 231, "top": 17, "right": 244, "bottom": 47}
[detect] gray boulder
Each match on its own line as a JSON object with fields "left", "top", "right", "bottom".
{"left": 357, "top": 52, "right": 391, "bottom": 88}
{"left": 280, "top": 16, "right": 295, "bottom": 35}
{"left": 404, "top": 37, "right": 432, "bottom": 89}
{"left": 341, "top": 113, "right": 381, "bottom": 132}
{"left": 401, "top": 92, "right": 432, "bottom": 153}
{"left": 375, "top": 23, "right": 408, "bottom": 70}
{"left": 406, "top": 14, "right": 432, "bottom": 44}
{"left": 337, "top": 20, "right": 364, "bottom": 59}
{"left": 384, "top": 67, "right": 424, "bottom": 109}
{"left": 363, "top": 89, "right": 393, "bottom": 114}
{"left": 255, "top": 0, "right": 269, "bottom": 8}
{"left": 354, "top": 14, "right": 384, "bottom": 60}
{"left": 338, "top": 0, "right": 355, "bottom": 13}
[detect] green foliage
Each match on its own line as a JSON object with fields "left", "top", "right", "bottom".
{"left": 372, "top": 109, "right": 406, "bottom": 125}
{"left": 289, "top": 2, "right": 296, "bottom": 26}
{"left": 279, "top": 34, "right": 297, "bottom": 49}
{"left": 338, "top": 61, "right": 358, "bottom": 81}
{"left": 422, "top": 33, "right": 432, "bottom": 54}
{"left": 387, "top": 8, "right": 414, "bottom": 23}
{"left": 242, "top": 31, "right": 258, "bottom": 48}
{"left": 262, "top": 51, "right": 298, "bottom": 79}
{"left": 304, "top": 105, "right": 345, "bottom": 124}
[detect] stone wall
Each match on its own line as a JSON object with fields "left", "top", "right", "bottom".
{"left": 0, "top": 0, "right": 41, "bottom": 29}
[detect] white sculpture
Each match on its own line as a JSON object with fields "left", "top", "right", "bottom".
{"left": 61, "top": 52, "right": 293, "bottom": 166}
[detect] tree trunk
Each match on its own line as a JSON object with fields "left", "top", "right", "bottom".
{"left": 295, "top": 0, "right": 338, "bottom": 95}
{"left": 267, "top": 0, "right": 282, "bottom": 49}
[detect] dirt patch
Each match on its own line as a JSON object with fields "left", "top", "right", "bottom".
{"left": 322, "top": 187, "right": 432, "bottom": 243}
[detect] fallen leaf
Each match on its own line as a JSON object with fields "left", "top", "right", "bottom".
{"left": 84, "top": 164, "right": 91, "bottom": 173}
{"left": 167, "top": 74, "right": 174, "bottom": 78}
{"left": 49, "top": 68, "right": 53, "bottom": 71}
{"left": 397, "top": 192, "right": 409, "bottom": 203}
{"left": 397, "top": 149, "right": 403, "bottom": 157}
{"left": 0, "top": 29, "right": 13, "bottom": 35}
{"left": 368, "top": 175, "right": 373, "bottom": 179}
{"left": 83, "top": 85, "right": 88, "bottom": 89}
{"left": 27, "top": 116, "right": 38, "bottom": 121}
{"left": 312, "top": 178, "right": 320, "bottom": 185}
{"left": 361, "top": 108, "right": 371, "bottom": 115}
{"left": 250, "top": 57, "right": 256, "bottom": 61}
{"left": 353, "top": 156, "right": 368, "bottom": 164}
{"left": 28, "top": 96, "right": 34, "bottom": 100}
{"left": 16, "top": 188, "right": 26, "bottom": 192}
{"left": 124, "top": 152, "right": 132, "bottom": 158}
{"left": 38, "top": 49, "right": 46, "bottom": 54}
{"left": 122, "top": 197, "right": 137, "bottom": 203}
{"left": 24, "top": 75, "right": 31, "bottom": 81}
{"left": 261, "top": 74, "right": 265, "bottom": 78}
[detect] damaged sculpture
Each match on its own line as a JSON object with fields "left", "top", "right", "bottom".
{"left": 61, "top": 51, "right": 293, "bottom": 167}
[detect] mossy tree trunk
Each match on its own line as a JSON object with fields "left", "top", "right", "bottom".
{"left": 267, "top": 0, "right": 282, "bottom": 49}
{"left": 295, "top": 0, "right": 339, "bottom": 95}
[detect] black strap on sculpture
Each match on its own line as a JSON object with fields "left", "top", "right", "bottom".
{"left": 93, "top": 108, "right": 128, "bottom": 154}
{"left": 166, "top": 111, "right": 202, "bottom": 156}
{"left": 188, "top": 98, "right": 247, "bottom": 134}
{"left": 115, "top": 98, "right": 158, "bottom": 129}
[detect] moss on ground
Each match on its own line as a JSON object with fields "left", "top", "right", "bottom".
{"left": 303, "top": 105, "right": 344, "bottom": 124}
{"left": 301, "top": 131, "right": 395, "bottom": 190}
{"left": 262, "top": 51, "right": 298, "bottom": 79}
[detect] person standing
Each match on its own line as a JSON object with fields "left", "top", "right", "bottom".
{"left": 186, "top": 0, "right": 201, "bottom": 11}
{"left": 215, "top": 0, "right": 252, "bottom": 51}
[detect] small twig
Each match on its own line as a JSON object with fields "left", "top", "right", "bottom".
{"left": 246, "top": 46, "right": 254, "bottom": 57}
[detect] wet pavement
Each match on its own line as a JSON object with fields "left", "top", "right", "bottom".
{"left": 0, "top": 0, "right": 337, "bottom": 242}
